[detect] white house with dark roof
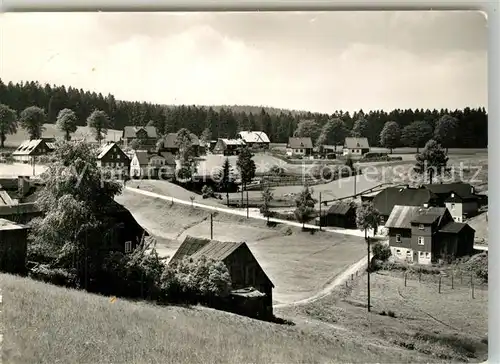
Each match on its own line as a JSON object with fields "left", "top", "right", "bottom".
{"left": 343, "top": 137, "right": 370, "bottom": 156}
{"left": 129, "top": 150, "right": 176, "bottom": 179}
{"left": 237, "top": 131, "right": 270, "bottom": 149}
{"left": 12, "top": 139, "right": 55, "bottom": 162}
{"left": 286, "top": 137, "right": 313, "bottom": 156}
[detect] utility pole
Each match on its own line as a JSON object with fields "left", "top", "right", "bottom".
{"left": 319, "top": 192, "right": 322, "bottom": 231}
{"left": 210, "top": 213, "right": 213, "bottom": 240}
{"left": 366, "top": 229, "right": 371, "bottom": 312}
{"left": 354, "top": 167, "right": 357, "bottom": 196}
{"left": 246, "top": 191, "right": 249, "bottom": 218}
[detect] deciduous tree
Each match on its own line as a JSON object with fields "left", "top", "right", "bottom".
{"left": 87, "top": 109, "right": 110, "bottom": 144}
{"left": 351, "top": 118, "right": 368, "bottom": 138}
{"left": 56, "top": 108, "right": 78, "bottom": 141}
{"left": 260, "top": 185, "right": 274, "bottom": 224}
{"left": 414, "top": 139, "right": 449, "bottom": 184}
{"left": 236, "top": 146, "right": 256, "bottom": 203}
{"left": 294, "top": 184, "right": 317, "bottom": 230}
{"left": 379, "top": 121, "right": 401, "bottom": 153}
{"left": 294, "top": 120, "right": 320, "bottom": 142}
{"left": 19, "top": 106, "right": 46, "bottom": 140}
{"left": 401, "top": 120, "right": 433, "bottom": 152}
{"left": 434, "top": 114, "right": 458, "bottom": 154}
{"left": 0, "top": 103, "right": 17, "bottom": 148}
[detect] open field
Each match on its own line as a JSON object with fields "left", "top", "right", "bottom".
{"left": 278, "top": 270, "right": 488, "bottom": 363}
{"left": 1, "top": 123, "right": 122, "bottom": 148}
{"left": 0, "top": 273, "right": 437, "bottom": 364}
{"left": 115, "top": 189, "right": 367, "bottom": 304}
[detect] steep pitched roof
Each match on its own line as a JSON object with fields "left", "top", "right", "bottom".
{"left": 133, "top": 151, "right": 150, "bottom": 165}
{"left": 344, "top": 137, "right": 370, "bottom": 149}
{"left": 385, "top": 205, "right": 421, "bottom": 229}
{"left": 123, "top": 126, "right": 158, "bottom": 139}
{"left": 169, "top": 236, "right": 211, "bottom": 263}
{"left": 237, "top": 131, "right": 270, "bottom": 143}
{"left": 410, "top": 206, "right": 448, "bottom": 226}
{"left": 423, "top": 182, "right": 476, "bottom": 199}
{"left": 12, "top": 140, "right": 48, "bottom": 156}
{"left": 372, "top": 187, "right": 437, "bottom": 216}
{"left": 96, "top": 142, "right": 129, "bottom": 160}
{"left": 220, "top": 138, "right": 246, "bottom": 147}
{"left": 190, "top": 240, "right": 244, "bottom": 261}
{"left": 439, "top": 222, "right": 475, "bottom": 234}
{"left": 327, "top": 201, "right": 356, "bottom": 215}
{"left": 288, "top": 137, "right": 313, "bottom": 149}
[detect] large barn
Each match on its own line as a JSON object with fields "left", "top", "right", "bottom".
{"left": 170, "top": 235, "right": 275, "bottom": 319}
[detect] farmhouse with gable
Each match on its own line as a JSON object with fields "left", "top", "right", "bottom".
{"left": 386, "top": 205, "right": 475, "bottom": 265}
{"left": 343, "top": 137, "right": 370, "bottom": 156}
{"left": 96, "top": 142, "right": 130, "bottom": 179}
{"left": 156, "top": 132, "right": 203, "bottom": 156}
{"left": 236, "top": 131, "right": 270, "bottom": 149}
{"left": 130, "top": 150, "right": 176, "bottom": 179}
{"left": 170, "top": 235, "right": 275, "bottom": 319}
{"left": 286, "top": 137, "right": 313, "bottom": 156}
{"left": 12, "top": 139, "right": 55, "bottom": 162}
{"left": 122, "top": 126, "right": 158, "bottom": 151}
{"left": 213, "top": 138, "right": 246, "bottom": 156}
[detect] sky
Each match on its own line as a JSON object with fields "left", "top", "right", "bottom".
{"left": 0, "top": 11, "right": 488, "bottom": 114}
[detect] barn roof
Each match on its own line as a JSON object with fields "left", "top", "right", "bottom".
{"left": 237, "top": 131, "right": 270, "bottom": 144}
{"left": 12, "top": 139, "right": 47, "bottom": 156}
{"left": 219, "top": 138, "right": 246, "bottom": 147}
{"left": 327, "top": 201, "right": 356, "bottom": 215}
{"left": 372, "top": 187, "right": 437, "bottom": 216}
{"left": 288, "top": 137, "right": 313, "bottom": 149}
{"left": 344, "top": 137, "right": 370, "bottom": 149}
{"left": 169, "top": 236, "right": 211, "bottom": 262}
{"left": 439, "top": 222, "right": 474, "bottom": 234}
{"left": 123, "top": 126, "right": 158, "bottom": 139}
{"left": 160, "top": 133, "right": 200, "bottom": 149}
{"left": 423, "top": 182, "right": 476, "bottom": 199}
{"left": 410, "top": 206, "right": 448, "bottom": 226}
{"left": 0, "top": 218, "right": 28, "bottom": 231}
{"left": 385, "top": 205, "right": 421, "bottom": 229}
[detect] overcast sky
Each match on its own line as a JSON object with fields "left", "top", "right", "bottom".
{"left": 0, "top": 11, "right": 488, "bottom": 113}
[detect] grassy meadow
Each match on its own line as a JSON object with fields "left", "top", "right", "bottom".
{"left": 0, "top": 273, "right": 441, "bottom": 364}
{"left": 278, "top": 270, "right": 488, "bottom": 363}
{"left": 115, "top": 189, "right": 367, "bottom": 304}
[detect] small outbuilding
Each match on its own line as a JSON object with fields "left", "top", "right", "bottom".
{"left": 319, "top": 201, "right": 357, "bottom": 229}
{"left": 0, "top": 218, "right": 29, "bottom": 274}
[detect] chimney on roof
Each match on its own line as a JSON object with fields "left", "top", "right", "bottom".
{"left": 18, "top": 176, "right": 30, "bottom": 198}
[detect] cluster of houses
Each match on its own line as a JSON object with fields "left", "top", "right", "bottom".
{"left": 318, "top": 182, "right": 487, "bottom": 265}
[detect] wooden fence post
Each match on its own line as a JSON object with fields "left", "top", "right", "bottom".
{"left": 471, "top": 275, "right": 475, "bottom": 299}
{"left": 419, "top": 273, "right": 421, "bottom": 282}
{"left": 438, "top": 276, "right": 442, "bottom": 294}
{"left": 351, "top": 273, "right": 354, "bottom": 280}
{"left": 404, "top": 273, "right": 407, "bottom": 287}
{"left": 451, "top": 274, "right": 454, "bottom": 289}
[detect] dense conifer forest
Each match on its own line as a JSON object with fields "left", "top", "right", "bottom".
{"left": 0, "top": 79, "right": 488, "bottom": 148}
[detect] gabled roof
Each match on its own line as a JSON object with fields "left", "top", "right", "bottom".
{"left": 439, "top": 222, "right": 475, "bottom": 234}
{"left": 123, "top": 126, "right": 158, "bottom": 139}
{"left": 159, "top": 132, "right": 200, "bottom": 149}
{"left": 410, "top": 206, "right": 448, "bottom": 226}
{"left": 133, "top": 151, "right": 150, "bottom": 165}
{"left": 344, "top": 137, "right": 370, "bottom": 149}
{"left": 237, "top": 131, "right": 270, "bottom": 143}
{"left": 288, "top": 137, "right": 313, "bottom": 149}
{"left": 423, "top": 182, "right": 476, "bottom": 199}
{"left": 133, "top": 151, "right": 176, "bottom": 166}
{"left": 12, "top": 140, "right": 49, "bottom": 156}
{"left": 170, "top": 236, "right": 211, "bottom": 262}
{"left": 385, "top": 205, "right": 421, "bottom": 229}
{"left": 372, "top": 187, "right": 437, "bottom": 216}
{"left": 327, "top": 201, "right": 356, "bottom": 215}
{"left": 219, "top": 138, "right": 246, "bottom": 147}
{"left": 96, "top": 142, "right": 129, "bottom": 160}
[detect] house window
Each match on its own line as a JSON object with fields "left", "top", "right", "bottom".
{"left": 124, "top": 241, "right": 132, "bottom": 253}
{"left": 396, "top": 249, "right": 401, "bottom": 255}
{"left": 418, "top": 224, "right": 424, "bottom": 230}
{"left": 406, "top": 251, "right": 412, "bottom": 257}
{"left": 418, "top": 237, "right": 425, "bottom": 245}
{"left": 419, "top": 251, "right": 424, "bottom": 257}
{"left": 450, "top": 203, "right": 455, "bottom": 210}
{"left": 116, "top": 153, "right": 120, "bottom": 159}
{"left": 426, "top": 252, "right": 431, "bottom": 258}
{"left": 395, "top": 234, "right": 401, "bottom": 243}
{"left": 380, "top": 216, "right": 385, "bottom": 224}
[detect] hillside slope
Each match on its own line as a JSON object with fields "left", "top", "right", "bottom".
{"left": 0, "top": 273, "right": 433, "bottom": 364}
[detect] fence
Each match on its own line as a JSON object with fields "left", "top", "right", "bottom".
{"left": 399, "top": 271, "right": 487, "bottom": 296}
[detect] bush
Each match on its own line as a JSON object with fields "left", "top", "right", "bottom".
{"left": 201, "top": 185, "right": 215, "bottom": 199}
{"left": 29, "top": 265, "right": 79, "bottom": 288}
{"left": 387, "top": 310, "right": 396, "bottom": 318}
{"left": 161, "top": 256, "right": 232, "bottom": 305}
{"left": 372, "top": 242, "right": 391, "bottom": 262}
{"left": 462, "top": 252, "right": 488, "bottom": 283}
{"left": 270, "top": 165, "right": 285, "bottom": 176}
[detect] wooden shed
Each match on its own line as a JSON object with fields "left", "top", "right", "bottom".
{"left": 0, "top": 218, "right": 29, "bottom": 274}
{"left": 319, "top": 201, "right": 357, "bottom": 229}
{"left": 170, "top": 235, "right": 275, "bottom": 319}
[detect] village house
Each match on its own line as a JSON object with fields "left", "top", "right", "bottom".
{"left": 236, "top": 131, "right": 270, "bottom": 149}
{"left": 121, "top": 126, "right": 158, "bottom": 150}
{"left": 286, "top": 137, "right": 313, "bottom": 156}
{"left": 130, "top": 150, "right": 176, "bottom": 179}
{"left": 317, "top": 201, "right": 357, "bottom": 229}
{"left": 371, "top": 186, "right": 439, "bottom": 224}
{"left": 170, "top": 235, "right": 275, "bottom": 319}
{"left": 156, "top": 132, "right": 203, "bottom": 156}
{"left": 0, "top": 218, "right": 29, "bottom": 274}
{"left": 12, "top": 139, "right": 55, "bottom": 162}
{"left": 213, "top": 138, "right": 246, "bottom": 156}
{"left": 423, "top": 182, "right": 480, "bottom": 222}
{"left": 385, "top": 205, "right": 475, "bottom": 265}
{"left": 96, "top": 142, "right": 131, "bottom": 179}
{"left": 343, "top": 137, "right": 370, "bottom": 156}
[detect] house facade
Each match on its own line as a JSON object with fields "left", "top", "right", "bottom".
{"left": 130, "top": 151, "right": 176, "bottom": 179}
{"left": 423, "top": 183, "right": 480, "bottom": 222}
{"left": 156, "top": 132, "right": 202, "bottom": 156}
{"left": 213, "top": 138, "right": 246, "bottom": 156}
{"left": 0, "top": 218, "right": 29, "bottom": 274}
{"left": 386, "top": 205, "right": 475, "bottom": 265}
{"left": 12, "top": 139, "right": 55, "bottom": 162}
{"left": 343, "top": 137, "right": 370, "bottom": 156}
{"left": 236, "top": 131, "right": 270, "bottom": 149}
{"left": 97, "top": 142, "right": 131, "bottom": 179}
{"left": 286, "top": 137, "right": 313, "bottom": 156}
{"left": 122, "top": 126, "right": 158, "bottom": 150}
{"left": 170, "top": 235, "right": 275, "bottom": 319}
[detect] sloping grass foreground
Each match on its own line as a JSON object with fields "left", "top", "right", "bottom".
{"left": 0, "top": 273, "right": 435, "bottom": 364}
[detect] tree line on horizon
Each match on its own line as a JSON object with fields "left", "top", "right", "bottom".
{"left": 0, "top": 79, "right": 488, "bottom": 149}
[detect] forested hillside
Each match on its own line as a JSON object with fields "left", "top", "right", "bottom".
{"left": 0, "top": 79, "right": 488, "bottom": 147}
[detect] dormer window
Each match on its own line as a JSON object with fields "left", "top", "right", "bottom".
{"left": 418, "top": 224, "right": 424, "bottom": 230}
{"left": 451, "top": 193, "right": 454, "bottom": 198}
